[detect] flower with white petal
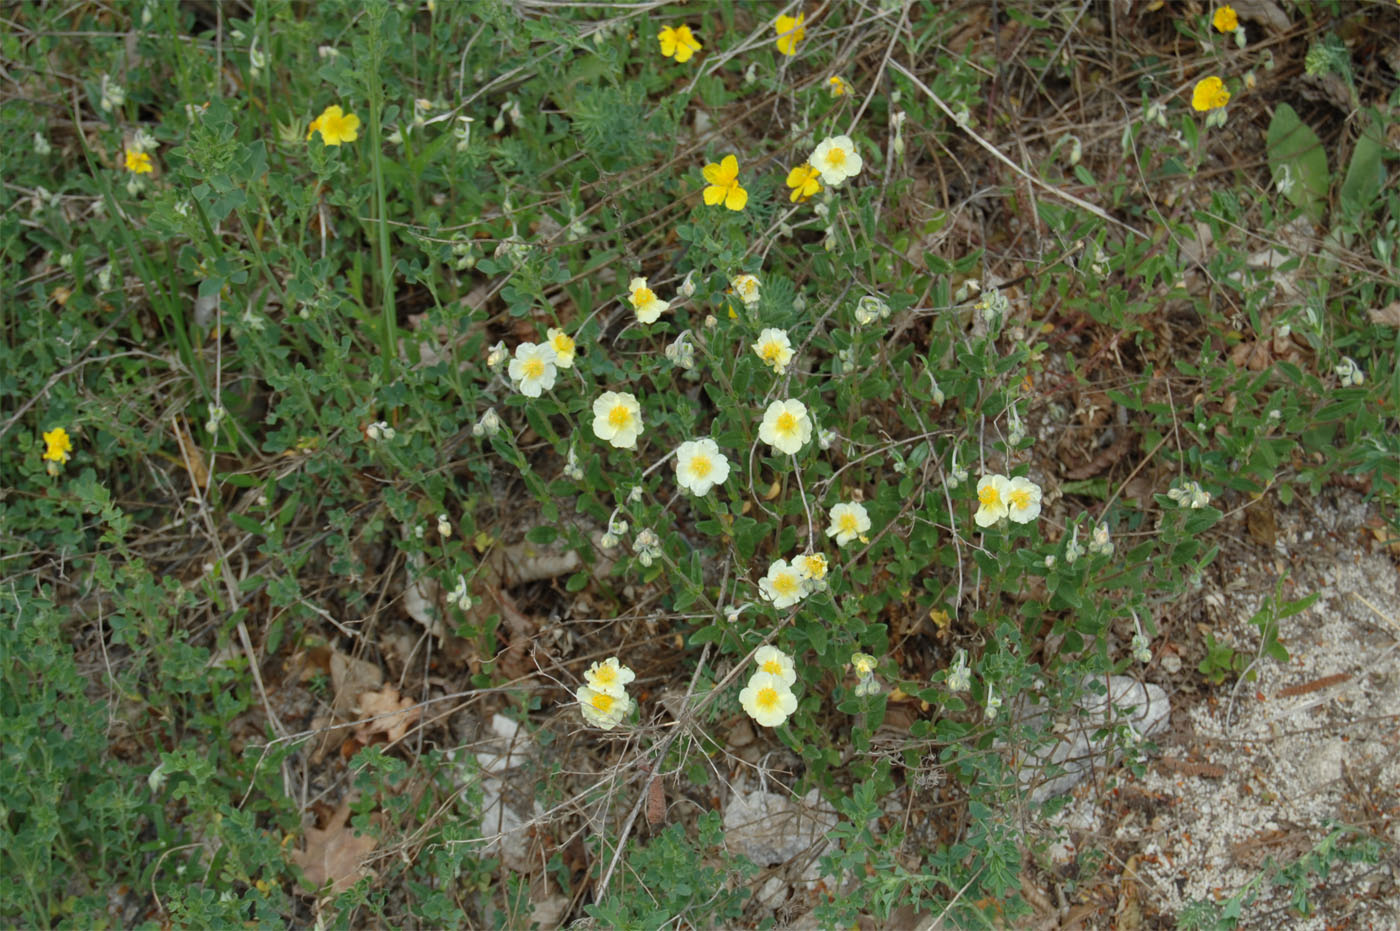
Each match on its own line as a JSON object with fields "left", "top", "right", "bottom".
{"left": 731, "top": 273, "right": 761, "bottom": 308}
{"left": 674, "top": 438, "right": 730, "bottom": 496}
{"left": 508, "top": 342, "right": 558, "bottom": 397}
{"left": 759, "top": 559, "right": 807, "bottom": 609}
{"left": 437, "top": 514, "right": 452, "bottom": 537}
{"left": 626, "top": 276, "right": 670, "bottom": 324}
{"left": 592, "top": 391, "right": 643, "bottom": 449}
{"left": 546, "top": 327, "right": 576, "bottom": 368}
{"left": 752, "top": 327, "right": 794, "bottom": 373}
{"left": 739, "top": 671, "right": 798, "bottom": 727}
{"left": 826, "top": 501, "right": 871, "bottom": 547}
{"left": 758, "top": 399, "right": 812, "bottom": 456}
{"left": 795, "top": 552, "right": 827, "bottom": 584}
{"left": 1005, "top": 476, "right": 1042, "bottom": 524}
{"left": 753, "top": 646, "right": 797, "bottom": 687}
{"left": 576, "top": 685, "right": 631, "bottom": 729}
{"left": 583, "top": 657, "right": 635, "bottom": 697}
{"left": 974, "top": 474, "right": 1011, "bottom": 527}
{"left": 809, "top": 134, "right": 863, "bottom": 186}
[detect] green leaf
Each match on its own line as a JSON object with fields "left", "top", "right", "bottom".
{"left": 1266, "top": 104, "right": 1329, "bottom": 223}
{"left": 1339, "top": 115, "right": 1386, "bottom": 223}
{"left": 689, "top": 624, "right": 723, "bottom": 646}
{"left": 524, "top": 525, "right": 557, "bottom": 544}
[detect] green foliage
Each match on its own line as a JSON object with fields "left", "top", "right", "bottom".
{"left": 1, "top": 0, "right": 1395, "bottom": 927}
{"left": 586, "top": 813, "right": 754, "bottom": 928}
{"left": 1267, "top": 103, "right": 1328, "bottom": 222}
{"left": 1175, "top": 823, "right": 1385, "bottom": 930}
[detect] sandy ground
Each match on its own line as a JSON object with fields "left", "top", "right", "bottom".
{"left": 1041, "top": 489, "right": 1400, "bottom": 929}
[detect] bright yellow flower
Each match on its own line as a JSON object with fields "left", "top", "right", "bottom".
{"left": 658, "top": 24, "right": 702, "bottom": 63}
{"left": 1191, "top": 76, "right": 1230, "bottom": 112}
{"left": 1212, "top": 6, "right": 1238, "bottom": 32}
{"left": 307, "top": 105, "right": 361, "bottom": 146}
{"left": 828, "top": 75, "right": 850, "bottom": 97}
{"left": 124, "top": 148, "right": 153, "bottom": 174}
{"left": 785, "top": 162, "right": 821, "bottom": 202}
{"left": 701, "top": 154, "right": 748, "bottom": 211}
{"left": 42, "top": 427, "right": 73, "bottom": 464}
{"left": 774, "top": 12, "right": 806, "bottom": 56}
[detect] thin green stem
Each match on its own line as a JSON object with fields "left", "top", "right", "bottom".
{"left": 366, "top": 32, "right": 396, "bottom": 382}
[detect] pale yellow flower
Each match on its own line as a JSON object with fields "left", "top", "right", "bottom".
{"left": 826, "top": 501, "right": 870, "bottom": 546}
{"left": 754, "top": 646, "right": 797, "bottom": 687}
{"left": 583, "top": 657, "right": 635, "bottom": 697}
{"left": 546, "top": 327, "right": 576, "bottom": 368}
{"left": 592, "top": 391, "right": 643, "bottom": 449}
{"left": 576, "top": 685, "right": 631, "bottom": 729}
{"left": 758, "top": 399, "right": 812, "bottom": 455}
{"left": 753, "top": 327, "right": 794, "bottom": 373}
{"left": 675, "top": 438, "right": 730, "bottom": 496}
{"left": 759, "top": 559, "right": 807, "bottom": 609}
{"left": 740, "top": 671, "right": 797, "bottom": 727}
{"left": 974, "top": 474, "right": 1011, "bottom": 527}
{"left": 626, "top": 277, "right": 670, "bottom": 324}
{"left": 1005, "top": 476, "right": 1042, "bottom": 524}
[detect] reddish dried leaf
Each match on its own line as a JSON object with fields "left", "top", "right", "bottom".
{"left": 291, "top": 799, "right": 379, "bottom": 896}
{"left": 353, "top": 685, "right": 421, "bottom": 744}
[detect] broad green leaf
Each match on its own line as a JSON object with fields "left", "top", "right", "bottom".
{"left": 1266, "top": 103, "right": 1329, "bottom": 223}
{"left": 1339, "top": 114, "right": 1386, "bottom": 223}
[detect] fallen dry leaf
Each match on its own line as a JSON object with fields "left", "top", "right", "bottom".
{"left": 354, "top": 684, "right": 421, "bottom": 744}
{"left": 1245, "top": 494, "right": 1277, "bottom": 547}
{"left": 1369, "top": 300, "right": 1400, "bottom": 328}
{"left": 291, "top": 798, "right": 380, "bottom": 896}
{"left": 330, "top": 650, "right": 383, "bottom": 718}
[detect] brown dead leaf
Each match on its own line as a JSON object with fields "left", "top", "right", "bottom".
{"left": 1369, "top": 301, "right": 1400, "bottom": 328}
{"left": 354, "top": 684, "right": 421, "bottom": 744}
{"left": 1364, "top": 516, "right": 1400, "bottom": 558}
{"left": 291, "top": 798, "right": 380, "bottom": 896}
{"left": 1245, "top": 494, "right": 1277, "bottom": 547}
{"left": 1229, "top": 339, "right": 1272, "bottom": 372}
{"left": 330, "top": 651, "right": 383, "bottom": 718}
